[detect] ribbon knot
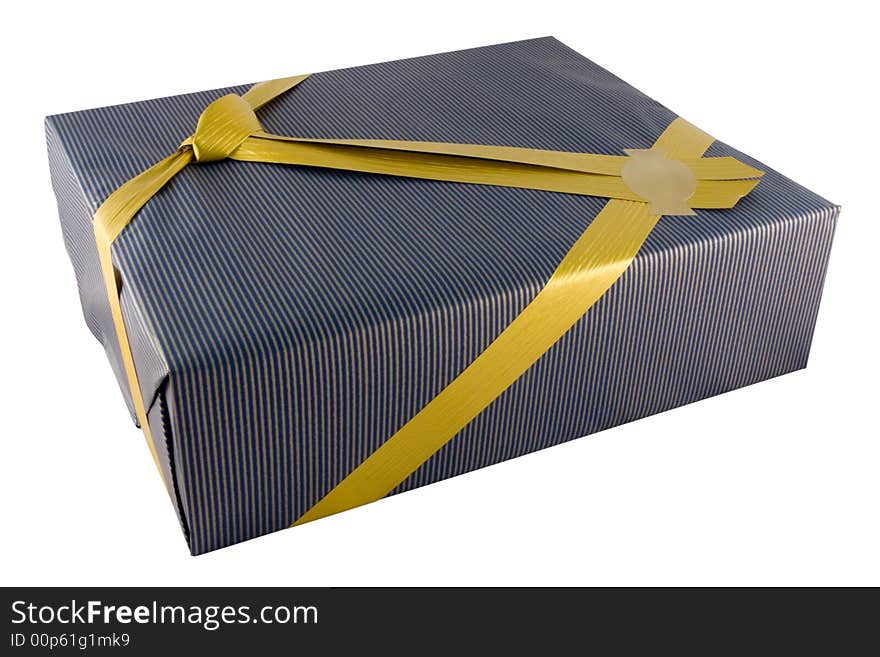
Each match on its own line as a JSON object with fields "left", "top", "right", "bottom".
{"left": 190, "top": 94, "right": 262, "bottom": 163}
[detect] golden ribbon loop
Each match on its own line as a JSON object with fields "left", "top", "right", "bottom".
{"left": 90, "top": 73, "right": 764, "bottom": 524}
{"left": 190, "top": 94, "right": 262, "bottom": 163}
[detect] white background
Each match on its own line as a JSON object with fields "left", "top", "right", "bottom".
{"left": 1, "top": 0, "right": 876, "bottom": 586}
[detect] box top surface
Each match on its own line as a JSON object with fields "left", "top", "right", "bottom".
{"left": 48, "top": 37, "right": 836, "bottom": 372}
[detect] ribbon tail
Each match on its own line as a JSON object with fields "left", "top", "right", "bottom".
{"left": 232, "top": 131, "right": 760, "bottom": 209}
{"left": 233, "top": 135, "right": 646, "bottom": 201}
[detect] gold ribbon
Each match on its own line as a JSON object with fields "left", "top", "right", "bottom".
{"left": 92, "top": 74, "right": 761, "bottom": 515}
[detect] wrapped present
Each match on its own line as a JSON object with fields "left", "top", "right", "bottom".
{"left": 46, "top": 37, "right": 837, "bottom": 554}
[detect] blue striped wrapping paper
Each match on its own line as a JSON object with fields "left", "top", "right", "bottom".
{"left": 46, "top": 37, "right": 838, "bottom": 554}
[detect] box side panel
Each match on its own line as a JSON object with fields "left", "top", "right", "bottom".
{"left": 399, "top": 205, "right": 839, "bottom": 493}
{"left": 46, "top": 118, "right": 175, "bottom": 416}
{"left": 46, "top": 117, "right": 135, "bottom": 417}
{"left": 47, "top": 118, "right": 186, "bottom": 542}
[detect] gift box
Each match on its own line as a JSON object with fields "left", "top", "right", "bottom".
{"left": 46, "top": 37, "right": 837, "bottom": 554}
